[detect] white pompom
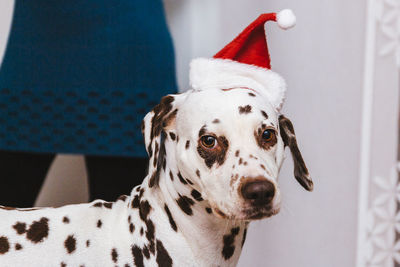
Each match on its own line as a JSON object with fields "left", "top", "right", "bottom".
{"left": 276, "top": 9, "right": 296, "bottom": 30}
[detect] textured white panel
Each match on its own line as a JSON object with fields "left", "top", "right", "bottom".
{"left": 357, "top": 0, "right": 400, "bottom": 266}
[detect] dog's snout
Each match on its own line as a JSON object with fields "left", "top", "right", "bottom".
{"left": 241, "top": 179, "right": 275, "bottom": 205}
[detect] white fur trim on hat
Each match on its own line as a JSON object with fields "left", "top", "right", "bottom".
{"left": 276, "top": 9, "right": 296, "bottom": 30}
{"left": 189, "top": 58, "right": 287, "bottom": 111}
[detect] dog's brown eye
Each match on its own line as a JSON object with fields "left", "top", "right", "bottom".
{"left": 201, "top": 135, "right": 217, "bottom": 148}
{"left": 262, "top": 129, "right": 275, "bottom": 142}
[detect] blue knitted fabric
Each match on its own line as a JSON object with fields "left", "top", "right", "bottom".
{"left": 0, "top": 0, "right": 177, "bottom": 157}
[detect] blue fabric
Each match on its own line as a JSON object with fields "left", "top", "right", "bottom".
{"left": 0, "top": 0, "right": 177, "bottom": 157}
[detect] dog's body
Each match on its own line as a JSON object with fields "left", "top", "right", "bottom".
{"left": 0, "top": 61, "right": 312, "bottom": 267}
{"left": 0, "top": 185, "right": 244, "bottom": 267}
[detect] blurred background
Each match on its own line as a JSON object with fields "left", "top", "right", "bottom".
{"left": 0, "top": 0, "right": 399, "bottom": 266}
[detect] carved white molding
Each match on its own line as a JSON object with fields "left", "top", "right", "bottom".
{"left": 357, "top": 0, "right": 400, "bottom": 266}
{"left": 364, "top": 163, "right": 400, "bottom": 267}
{"left": 375, "top": 0, "right": 400, "bottom": 67}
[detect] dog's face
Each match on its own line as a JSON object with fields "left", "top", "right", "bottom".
{"left": 143, "top": 87, "right": 313, "bottom": 221}
{"left": 175, "top": 88, "right": 284, "bottom": 220}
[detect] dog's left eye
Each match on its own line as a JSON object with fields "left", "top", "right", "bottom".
{"left": 262, "top": 129, "right": 275, "bottom": 142}
{"left": 201, "top": 135, "right": 217, "bottom": 148}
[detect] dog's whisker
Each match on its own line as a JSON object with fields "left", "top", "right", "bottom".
{"left": 280, "top": 203, "right": 294, "bottom": 217}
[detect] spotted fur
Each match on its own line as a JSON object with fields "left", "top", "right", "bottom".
{"left": 0, "top": 86, "right": 312, "bottom": 266}
{"left": 238, "top": 105, "right": 252, "bottom": 114}
{"left": 197, "top": 135, "right": 229, "bottom": 168}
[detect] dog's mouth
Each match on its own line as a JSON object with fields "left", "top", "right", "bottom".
{"left": 210, "top": 204, "right": 280, "bottom": 221}
{"left": 238, "top": 205, "right": 280, "bottom": 221}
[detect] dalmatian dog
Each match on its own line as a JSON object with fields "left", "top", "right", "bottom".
{"left": 0, "top": 61, "right": 312, "bottom": 266}
{"left": 0, "top": 10, "right": 313, "bottom": 266}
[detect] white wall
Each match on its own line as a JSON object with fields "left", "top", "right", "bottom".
{"left": 1, "top": 1, "right": 393, "bottom": 267}
{"left": 164, "top": 1, "right": 366, "bottom": 266}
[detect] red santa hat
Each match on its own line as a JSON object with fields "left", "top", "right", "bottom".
{"left": 189, "top": 9, "right": 296, "bottom": 111}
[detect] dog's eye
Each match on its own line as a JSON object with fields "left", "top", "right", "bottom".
{"left": 262, "top": 129, "right": 275, "bottom": 142}
{"left": 201, "top": 135, "right": 217, "bottom": 148}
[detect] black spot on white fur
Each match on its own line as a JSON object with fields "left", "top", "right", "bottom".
{"left": 176, "top": 195, "right": 195, "bottom": 215}
{"left": 177, "top": 172, "right": 188, "bottom": 185}
{"left": 131, "top": 195, "right": 140, "bottom": 208}
{"left": 261, "top": 110, "right": 268, "bottom": 119}
{"left": 191, "top": 189, "right": 203, "bottom": 201}
{"left": 149, "top": 131, "right": 167, "bottom": 188}
{"left": 92, "top": 202, "right": 104, "bottom": 208}
{"left": 222, "top": 227, "right": 240, "bottom": 260}
{"left": 129, "top": 221, "right": 135, "bottom": 233}
{"left": 64, "top": 235, "right": 76, "bottom": 254}
{"left": 117, "top": 195, "right": 128, "bottom": 202}
{"left": 13, "top": 222, "right": 26, "bottom": 235}
{"left": 139, "top": 200, "right": 152, "bottom": 222}
{"left": 239, "top": 105, "right": 252, "bottom": 114}
{"left": 143, "top": 246, "right": 150, "bottom": 259}
{"left": 103, "top": 202, "right": 113, "bottom": 209}
{"left": 185, "top": 140, "right": 190, "bottom": 149}
{"left": 144, "top": 219, "right": 156, "bottom": 254}
{"left": 26, "top": 217, "right": 49, "bottom": 243}
{"left": 0, "top": 236, "right": 10, "bottom": 254}
{"left": 169, "top": 132, "right": 176, "bottom": 141}
{"left": 131, "top": 245, "right": 144, "bottom": 267}
{"left": 169, "top": 171, "right": 174, "bottom": 181}
{"left": 156, "top": 239, "right": 173, "bottom": 267}
{"left": 111, "top": 248, "right": 118, "bottom": 263}
{"left": 164, "top": 204, "right": 177, "bottom": 232}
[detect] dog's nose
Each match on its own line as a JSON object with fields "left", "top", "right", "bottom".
{"left": 241, "top": 179, "right": 275, "bottom": 205}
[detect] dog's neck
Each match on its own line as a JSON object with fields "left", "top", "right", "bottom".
{"left": 157, "top": 166, "right": 247, "bottom": 266}
{"left": 128, "top": 142, "right": 248, "bottom": 266}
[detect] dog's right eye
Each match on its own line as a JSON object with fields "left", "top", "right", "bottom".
{"left": 201, "top": 135, "right": 217, "bottom": 148}
{"left": 262, "top": 129, "right": 275, "bottom": 142}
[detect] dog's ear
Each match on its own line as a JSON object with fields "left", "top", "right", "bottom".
{"left": 142, "top": 94, "right": 180, "bottom": 187}
{"left": 278, "top": 115, "right": 313, "bottom": 191}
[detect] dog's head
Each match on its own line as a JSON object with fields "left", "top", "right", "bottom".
{"left": 142, "top": 86, "right": 312, "bottom": 221}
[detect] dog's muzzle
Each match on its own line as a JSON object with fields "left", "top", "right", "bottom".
{"left": 238, "top": 176, "right": 279, "bottom": 220}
